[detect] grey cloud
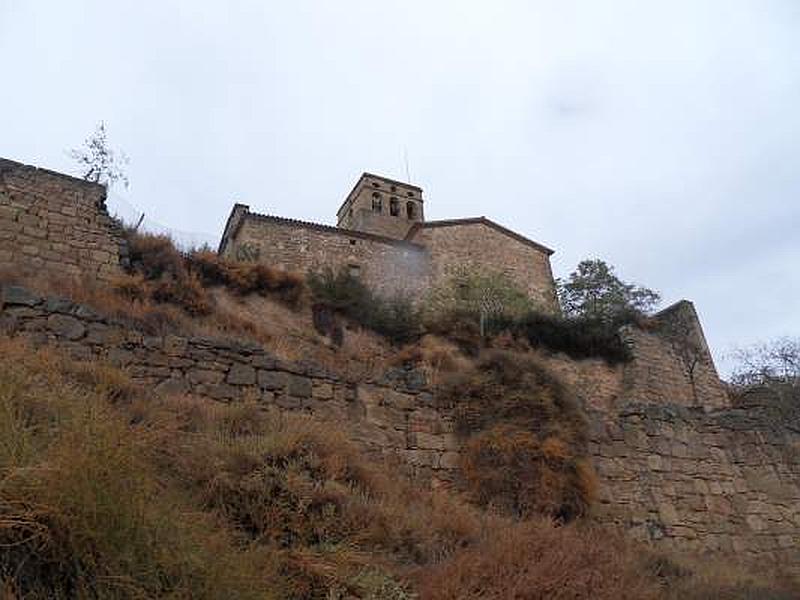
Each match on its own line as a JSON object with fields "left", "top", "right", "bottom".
{"left": 1, "top": 0, "right": 798, "bottom": 375}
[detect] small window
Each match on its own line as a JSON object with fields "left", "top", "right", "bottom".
{"left": 349, "top": 264, "right": 361, "bottom": 278}
{"left": 406, "top": 201, "right": 415, "bottom": 219}
{"left": 371, "top": 181, "right": 380, "bottom": 188}
{"left": 371, "top": 192, "right": 382, "bottom": 212}
{"left": 407, "top": 191, "right": 414, "bottom": 198}
{"left": 349, "top": 239, "right": 356, "bottom": 245}
{"left": 389, "top": 197, "right": 399, "bottom": 216}
{"left": 390, "top": 185, "right": 397, "bottom": 192}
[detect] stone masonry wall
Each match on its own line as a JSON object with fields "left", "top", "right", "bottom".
{"left": 589, "top": 400, "right": 800, "bottom": 573}
{"left": 1, "top": 283, "right": 797, "bottom": 572}
{"left": 410, "top": 221, "right": 560, "bottom": 314}
{"left": 222, "top": 213, "right": 430, "bottom": 298}
{"left": 0, "top": 284, "right": 458, "bottom": 482}
{"left": 620, "top": 301, "right": 729, "bottom": 410}
{"left": 0, "top": 158, "right": 126, "bottom": 281}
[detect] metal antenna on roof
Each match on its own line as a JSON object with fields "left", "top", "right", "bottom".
{"left": 403, "top": 147, "right": 411, "bottom": 183}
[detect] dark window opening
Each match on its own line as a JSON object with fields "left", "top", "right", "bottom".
{"left": 389, "top": 197, "right": 399, "bottom": 216}
{"left": 406, "top": 191, "right": 414, "bottom": 197}
{"left": 371, "top": 181, "right": 380, "bottom": 188}
{"left": 371, "top": 192, "right": 382, "bottom": 212}
{"left": 349, "top": 264, "right": 361, "bottom": 278}
{"left": 390, "top": 185, "right": 397, "bottom": 192}
{"left": 406, "top": 201, "right": 415, "bottom": 219}
{"left": 349, "top": 239, "right": 356, "bottom": 245}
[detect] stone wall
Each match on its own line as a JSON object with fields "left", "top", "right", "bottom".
{"left": 589, "top": 400, "right": 800, "bottom": 573}
{"left": 0, "top": 284, "right": 458, "bottom": 482}
{"left": 620, "top": 301, "right": 729, "bottom": 410}
{"left": 0, "top": 158, "right": 126, "bottom": 281}
{"left": 220, "top": 208, "right": 430, "bottom": 298}
{"left": 409, "top": 220, "right": 560, "bottom": 314}
{"left": 2, "top": 283, "right": 798, "bottom": 572}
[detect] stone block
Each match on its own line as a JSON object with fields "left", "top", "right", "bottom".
{"left": 658, "top": 502, "right": 680, "bottom": 526}
{"left": 106, "top": 348, "right": 134, "bottom": 366}
{"left": 188, "top": 369, "right": 225, "bottom": 385}
{"left": 47, "top": 314, "right": 86, "bottom": 340}
{"left": 275, "top": 394, "right": 302, "bottom": 410}
{"left": 1, "top": 285, "right": 40, "bottom": 307}
{"left": 163, "top": 335, "right": 188, "bottom": 356}
{"left": 312, "top": 381, "right": 334, "bottom": 400}
{"left": 43, "top": 296, "right": 76, "bottom": 313}
{"left": 439, "top": 451, "right": 461, "bottom": 470}
{"left": 85, "top": 323, "right": 124, "bottom": 345}
{"left": 204, "top": 383, "right": 239, "bottom": 401}
{"left": 251, "top": 354, "right": 277, "bottom": 369}
{"left": 414, "top": 431, "right": 446, "bottom": 451}
{"left": 155, "top": 377, "right": 189, "bottom": 397}
{"left": 258, "top": 370, "right": 287, "bottom": 391}
{"left": 227, "top": 363, "right": 256, "bottom": 386}
{"left": 384, "top": 389, "right": 415, "bottom": 410}
{"left": 287, "top": 375, "right": 312, "bottom": 398}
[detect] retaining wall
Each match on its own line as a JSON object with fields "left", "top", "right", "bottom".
{"left": 0, "top": 158, "right": 126, "bottom": 281}
{"left": 1, "top": 283, "right": 797, "bottom": 572}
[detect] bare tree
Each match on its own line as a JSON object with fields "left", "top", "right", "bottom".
{"left": 660, "top": 308, "right": 705, "bottom": 405}
{"left": 69, "top": 121, "right": 129, "bottom": 189}
{"left": 731, "top": 338, "right": 800, "bottom": 400}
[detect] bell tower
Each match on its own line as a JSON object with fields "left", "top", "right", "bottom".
{"left": 336, "top": 173, "right": 424, "bottom": 239}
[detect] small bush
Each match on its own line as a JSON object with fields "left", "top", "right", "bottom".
{"left": 122, "top": 230, "right": 306, "bottom": 315}
{"left": 438, "top": 351, "right": 596, "bottom": 520}
{"left": 308, "top": 268, "right": 421, "bottom": 345}
{"left": 418, "top": 519, "right": 661, "bottom": 600}
{"left": 511, "top": 311, "right": 632, "bottom": 364}
{"left": 423, "top": 268, "right": 537, "bottom": 323}
{"left": 187, "top": 250, "right": 305, "bottom": 306}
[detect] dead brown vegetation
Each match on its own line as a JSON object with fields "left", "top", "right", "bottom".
{"left": 124, "top": 231, "right": 306, "bottom": 314}
{"left": 0, "top": 336, "right": 796, "bottom": 599}
{"left": 438, "top": 351, "right": 597, "bottom": 520}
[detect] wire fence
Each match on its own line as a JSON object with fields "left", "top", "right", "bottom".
{"left": 106, "top": 190, "right": 218, "bottom": 251}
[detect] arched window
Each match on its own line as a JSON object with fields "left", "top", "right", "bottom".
{"left": 406, "top": 201, "right": 415, "bottom": 219}
{"left": 389, "top": 197, "right": 399, "bottom": 216}
{"left": 371, "top": 192, "right": 382, "bottom": 212}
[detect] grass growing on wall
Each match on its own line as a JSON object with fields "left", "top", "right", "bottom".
{"left": 122, "top": 230, "right": 306, "bottom": 315}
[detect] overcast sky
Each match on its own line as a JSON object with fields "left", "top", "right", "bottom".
{"left": 2, "top": 0, "right": 799, "bottom": 374}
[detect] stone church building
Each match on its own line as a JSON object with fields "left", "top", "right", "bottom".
{"left": 218, "top": 173, "right": 559, "bottom": 312}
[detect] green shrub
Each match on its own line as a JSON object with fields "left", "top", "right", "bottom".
{"left": 308, "top": 268, "right": 421, "bottom": 345}
{"left": 511, "top": 311, "right": 632, "bottom": 364}
{"left": 423, "top": 268, "right": 537, "bottom": 324}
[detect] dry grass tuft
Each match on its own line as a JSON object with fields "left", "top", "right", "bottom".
{"left": 187, "top": 250, "right": 306, "bottom": 306}
{"left": 0, "top": 337, "right": 272, "bottom": 599}
{"left": 390, "top": 335, "right": 473, "bottom": 386}
{"left": 418, "top": 519, "right": 661, "bottom": 600}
